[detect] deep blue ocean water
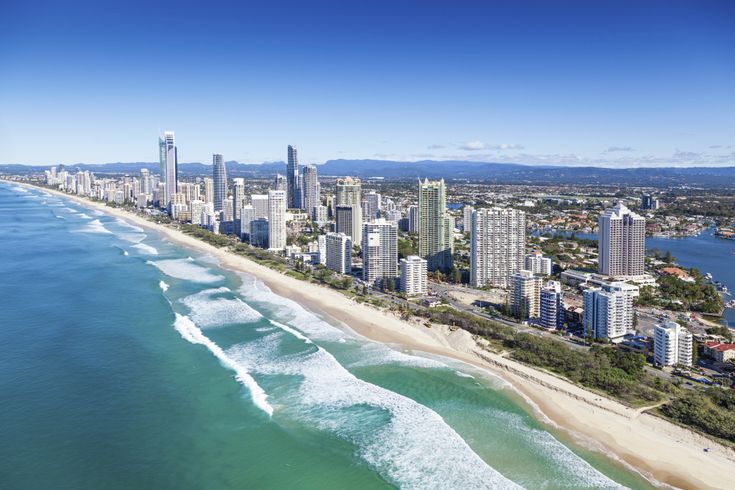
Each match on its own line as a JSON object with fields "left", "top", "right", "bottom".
{"left": 0, "top": 182, "right": 655, "bottom": 489}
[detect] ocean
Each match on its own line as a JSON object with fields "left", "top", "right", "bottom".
{"left": 0, "top": 182, "right": 655, "bottom": 489}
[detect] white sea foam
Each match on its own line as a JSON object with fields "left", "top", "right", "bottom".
{"left": 148, "top": 258, "right": 224, "bottom": 284}
{"left": 12, "top": 186, "right": 29, "bottom": 193}
{"left": 180, "top": 287, "right": 262, "bottom": 328}
{"left": 228, "top": 332, "right": 520, "bottom": 489}
{"left": 237, "top": 274, "right": 346, "bottom": 341}
{"left": 494, "top": 411, "right": 624, "bottom": 489}
{"left": 78, "top": 218, "right": 113, "bottom": 234}
{"left": 92, "top": 210, "right": 104, "bottom": 216}
{"left": 132, "top": 243, "right": 159, "bottom": 255}
{"left": 78, "top": 213, "right": 92, "bottom": 220}
{"left": 455, "top": 370, "right": 475, "bottom": 379}
{"left": 115, "top": 218, "right": 145, "bottom": 233}
{"left": 123, "top": 250, "right": 129, "bottom": 256}
{"left": 117, "top": 232, "right": 147, "bottom": 243}
{"left": 173, "top": 314, "right": 273, "bottom": 416}
{"left": 159, "top": 281, "right": 170, "bottom": 292}
{"left": 347, "top": 343, "right": 450, "bottom": 370}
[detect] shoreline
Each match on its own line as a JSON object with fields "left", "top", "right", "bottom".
{"left": 13, "top": 182, "right": 735, "bottom": 489}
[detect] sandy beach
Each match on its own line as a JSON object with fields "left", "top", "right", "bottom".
{"left": 17, "top": 182, "right": 735, "bottom": 489}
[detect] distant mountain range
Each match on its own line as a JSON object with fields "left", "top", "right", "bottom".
{"left": 3, "top": 159, "right": 735, "bottom": 187}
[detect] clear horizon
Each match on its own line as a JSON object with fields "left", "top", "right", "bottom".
{"left": 2, "top": 0, "right": 734, "bottom": 167}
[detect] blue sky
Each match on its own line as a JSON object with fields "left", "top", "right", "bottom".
{"left": 1, "top": 0, "right": 734, "bottom": 167}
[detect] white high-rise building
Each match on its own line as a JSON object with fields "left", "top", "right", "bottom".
{"left": 470, "top": 208, "right": 526, "bottom": 288}
{"left": 525, "top": 252, "right": 552, "bottom": 276}
{"left": 268, "top": 190, "right": 287, "bottom": 250}
{"left": 232, "top": 178, "right": 246, "bottom": 235}
{"left": 418, "top": 179, "right": 453, "bottom": 271}
{"left": 240, "top": 205, "right": 255, "bottom": 240}
{"left": 511, "top": 270, "right": 542, "bottom": 320}
{"left": 362, "top": 219, "right": 398, "bottom": 287}
{"left": 364, "top": 191, "right": 381, "bottom": 221}
{"left": 463, "top": 205, "right": 474, "bottom": 233}
{"left": 301, "top": 165, "right": 320, "bottom": 218}
{"left": 400, "top": 256, "right": 427, "bottom": 296}
{"left": 325, "top": 232, "right": 352, "bottom": 274}
{"left": 251, "top": 194, "right": 269, "bottom": 220}
{"left": 203, "top": 177, "right": 214, "bottom": 204}
{"left": 336, "top": 177, "right": 362, "bottom": 246}
{"left": 159, "top": 131, "right": 177, "bottom": 210}
{"left": 313, "top": 205, "right": 328, "bottom": 225}
{"left": 583, "top": 282, "right": 637, "bottom": 341}
{"left": 598, "top": 203, "right": 646, "bottom": 277}
{"left": 317, "top": 235, "right": 327, "bottom": 265}
{"left": 540, "top": 280, "right": 564, "bottom": 329}
{"left": 654, "top": 321, "right": 693, "bottom": 367}
{"left": 213, "top": 154, "right": 227, "bottom": 213}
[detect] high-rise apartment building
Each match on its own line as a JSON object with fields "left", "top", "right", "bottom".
{"left": 251, "top": 194, "right": 269, "bottom": 220}
{"left": 598, "top": 203, "right": 646, "bottom": 277}
{"left": 301, "top": 165, "right": 320, "bottom": 218}
{"left": 335, "top": 206, "right": 354, "bottom": 240}
{"left": 362, "top": 219, "right": 397, "bottom": 287}
{"left": 140, "top": 168, "right": 151, "bottom": 195}
{"left": 232, "top": 178, "right": 246, "bottom": 235}
{"left": 159, "top": 131, "right": 177, "bottom": 210}
{"left": 203, "top": 177, "right": 214, "bottom": 204}
{"left": 213, "top": 154, "right": 227, "bottom": 213}
{"left": 274, "top": 173, "right": 287, "bottom": 192}
{"left": 654, "top": 320, "right": 693, "bottom": 367}
{"left": 540, "top": 280, "right": 564, "bottom": 329}
{"left": 470, "top": 208, "right": 526, "bottom": 288}
{"left": 408, "top": 205, "right": 419, "bottom": 233}
{"left": 325, "top": 232, "right": 352, "bottom": 274}
{"left": 364, "top": 191, "right": 381, "bottom": 221}
{"left": 400, "top": 256, "right": 428, "bottom": 296}
{"left": 267, "top": 190, "right": 287, "bottom": 250}
{"left": 287, "top": 145, "right": 300, "bottom": 209}
{"left": 336, "top": 177, "right": 362, "bottom": 245}
{"left": 463, "top": 205, "right": 474, "bottom": 233}
{"left": 525, "top": 252, "right": 552, "bottom": 276}
{"left": 583, "top": 282, "right": 637, "bottom": 341}
{"left": 418, "top": 179, "right": 453, "bottom": 271}
{"left": 511, "top": 269, "right": 542, "bottom": 320}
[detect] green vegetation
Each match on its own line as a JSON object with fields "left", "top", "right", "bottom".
{"left": 424, "top": 307, "right": 666, "bottom": 404}
{"left": 397, "top": 235, "right": 418, "bottom": 259}
{"left": 657, "top": 273, "right": 723, "bottom": 314}
{"left": 661, "top": 389, "right": 735, "bottom": 443}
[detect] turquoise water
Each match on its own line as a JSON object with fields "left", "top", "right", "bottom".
{"left": 0, "top": 182, "right": 655, "bottom": 489}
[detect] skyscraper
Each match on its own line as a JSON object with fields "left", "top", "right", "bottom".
{"left": 159, "top": 131, "right": 177, "bottom": 210}
{"left": 511, "top": 269, "right": 542, "bottom": 320}
{"left": 301, "top": 165, "right": 320, "bottom": 218}
{"left": 268, "top": 189, "right": 287, "bottom": 250}
{"left": 470, "top": 208, "right": 526, "bottom": 288}
{"left": 362, "top": 219, "right": 398, "bottom": 287}
{"left": 418, "top": 178, "right": 453, "bottom": 271}
{"left": 400, "top": 256, "right": 428, "bottom": 296}
{"left": 583, "top": 282, "right": 637, "bottom": 341}
{"left": 598, "top": 203, "right": 646, "bottom": 277}
{"left": 203, "top": 177, "right": 214, "bottom": 204}
{"left": 540, "top": 280, "right": 564, "bottom": 330}
{"left": 325, "top": 232, "right": 352, "bottom": 274}
{"left": 525, "top": 251, "right": 552, "bottom": 276}
{"left": 364, "top": 191, "right": 381, "bottom": 221}
{"left": 232, "top": 178, "right": 246, "bottom": 235}
{"left": 336, "top": 177, "right": 362, "bottom": 246}
{"left": 287, "top": 145, "right": 300, "bottom": 209}
{"left": 335, "top": 206, "right": 354, "bottom": 240}
{"left": 213, "top": 154, "right": 227, "bottom": 213}
{"left": 654, "top": 320, "right": 693, "bottom": 367}
{"left": 274, "top": 174, "right": 287, "bottom": 192}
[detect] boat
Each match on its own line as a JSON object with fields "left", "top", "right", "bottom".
{"left": 705, "top": 272, "right": 713, "bottom": 280}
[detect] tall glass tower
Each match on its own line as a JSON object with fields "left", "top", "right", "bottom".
{"left": 160, "top": 131, "right": 177, "bottom": 210}
{"left": 213, "top": 154, "right": 227, "bottom": 213}
{"left": 287, "top": 145, "right": 299, "bottom": 209}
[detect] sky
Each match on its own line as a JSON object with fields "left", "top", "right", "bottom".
{"left": 1, "top": 0, "right": 734, "bottom": 167}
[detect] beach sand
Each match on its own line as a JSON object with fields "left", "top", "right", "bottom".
{"left": 19, "top": 183, "right": 735, "bottom": 489}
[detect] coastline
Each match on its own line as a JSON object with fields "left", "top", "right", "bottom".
{"left": 16, "top": 183, "right": 735, "bottom": 489}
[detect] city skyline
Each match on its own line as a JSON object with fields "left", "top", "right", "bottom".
{"left": 2, "top": 1, "right": 734, "bottom": 167}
